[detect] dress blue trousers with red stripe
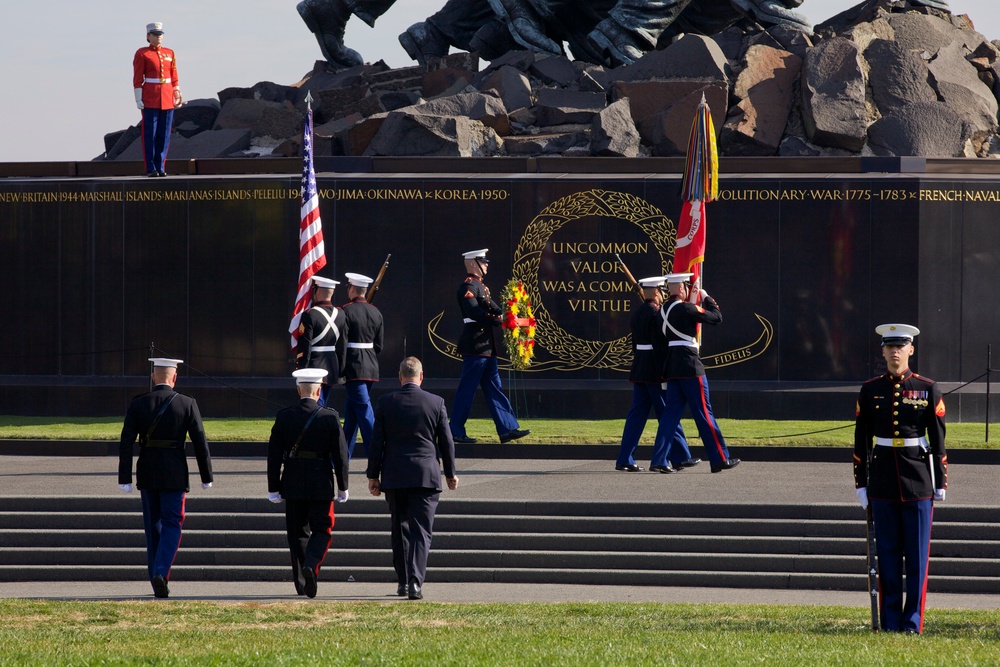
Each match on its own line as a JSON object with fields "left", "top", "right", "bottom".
{"left": 140, "top": 490, "right": 185, "bottom": 580}
{"left": 617, "top": 382, "right": 693, "bottom": 467}
{"left": 284, "top": 499, "right": 335, "bottom": 587}
{"left": 450, "top": 355, "right": 520, "bottom": 439}
{"left": 871, "top": 498, "right": 933, "bottom": 633}
{"left": 658, "top": 376, "right": 731, "bottom": 468}
{"left": 342, "top": 380, "right": 375, "bottom": 460}
{"left": 141, "top": 107, "right": 174, "bottom": 173}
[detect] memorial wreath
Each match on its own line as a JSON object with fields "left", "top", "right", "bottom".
{"left": 501, "top": 279, "right": 536, "bottom": 370}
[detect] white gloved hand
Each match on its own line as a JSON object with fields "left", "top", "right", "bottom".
{"left": 856, "top": 487, "right": 868, "bottom": 510}
{"left": 119, "top": 484, "right": 133, "bottom": 493}
{"left": 173, "top": 88, "right": 183, "bottom": 106}
{"left": 934, "top": 489, "right": 946, "bottom": 501}
{"left": 134, "top": 88, "right": 144, "bottom": 110}
{"left": 268, "top": 492, "right": 283, "bottom": 504}
{"left": 336, "top": 489, "right": 349, "bottom": 503}
{"left": 202, "top": 482, "right": 212, "bottom": 490}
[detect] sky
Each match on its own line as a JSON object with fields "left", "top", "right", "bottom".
{"left": 0, "top": 1, "right": 997, "bottom": 163}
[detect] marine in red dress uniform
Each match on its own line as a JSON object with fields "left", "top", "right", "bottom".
{"left": 132, "top": 22, "right": 181, "bottom": 176}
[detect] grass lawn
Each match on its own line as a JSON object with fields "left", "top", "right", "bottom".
{"left": 0, "top": 416, "right": 997, "bottom": 448}
{"left": 1, "top": 600, "right": 998, "bottom": 666}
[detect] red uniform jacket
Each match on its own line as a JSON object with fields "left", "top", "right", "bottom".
{"left": 133, "top": 45, "right": 178, "bottom": 110}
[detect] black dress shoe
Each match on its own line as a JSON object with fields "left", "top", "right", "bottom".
{"left": 677, "top": 458, "right": 702, "bottom": 468}
{"left": 454, "top": 436, "right": 477, "bottom": 444}
{"left": 156, "top": 171, "right": 167, "bottom": 177}
{"left": 649, "top": 464, "right": 676, "bottom": 474}
{"left": 499, "top": 428, "right": 530, "bottom": 443}
{"left": 615, "top": 464, "right": 645, "bottom": 472}
{"left": 396, "top": 583, "right": 407, "bottom": 597}
{"left": 711, "top": 458, "right": 741, "bottom": 473}
{"left": 146, "top": 172, "right": 158, "bottom": 178}
{"left": 151, "top": 574, "right": 169, "bottom": 599}
{"left": 302, "top": 567, "right": 318, "bottom": 598}
{"left": 408, "top": 582, "right": 423, "bottom": 600}
{"left": 294, "top": 580, "right": 306, "bottom": 596}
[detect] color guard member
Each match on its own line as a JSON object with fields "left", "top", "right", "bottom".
{"left": 267, "top": 368, "right": 350, "bottom": 598}
{"left": 655, "top": 273, "right": 740, "bottom": 473}
{"left": 450, "top": 249, "right": 529, "bottom": 444}
{"left": 854, "top": 323, "right": 947, "bottom": 634}
{"left": 295, "top": 276, "right": 348, "bottom": 407}
{"left": 118, "top": 358, "right": 213, "bottom": 598}
{"left": 340, "top": 272, "right": 383, "bottom": 459}
{"left": 616, "top": 276, "right": 701, "bottom": 473}
{"left": 133, "top": 22, "right": 182, "bottom": 176}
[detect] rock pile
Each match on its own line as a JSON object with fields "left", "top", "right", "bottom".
{"left": 99, "top": 1, "right": 1000, "bottom": 161}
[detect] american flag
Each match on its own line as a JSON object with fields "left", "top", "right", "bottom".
{"left": 288, "top": 98, "right": 326, "bottom": 350}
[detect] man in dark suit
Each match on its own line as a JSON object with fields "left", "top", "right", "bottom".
{"left": 367, "top": 357, "right": 459, "bottom": 600}
{"left": 118, "top": 357, "right": 213, "bottom": 598}
{"left": 340, "top": 271, "right": 384, "bottom": 459}
{"left": 295, "top": 276, "right": 348, "bottom": 408}
{"left": 267, "top": 368, "right": 350, "bottom": 598}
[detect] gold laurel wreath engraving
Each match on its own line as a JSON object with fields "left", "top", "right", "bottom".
{"left": 513, "top": 189, "right": 677, "bottom": 371}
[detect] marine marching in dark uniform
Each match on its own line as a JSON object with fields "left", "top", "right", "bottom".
{"left": 118, "top": 357, "right": 213, "bottom": 598}
{"left": 616, "top": 275, "right": 699, "bottom": 473}
{"left": 340, "top": 272, "right": 383, "bottom": 459}
{"left": 268, "top": 368, "right": 350, "bottom": 598}
{"left": 854, "top": 323, "right": 947, "bottom": 634}
{"left": 450, "top": 248, "right": 528, "bottom": 444}
{"left": 655, "top": 272, "right": 739, "bottom": 473}
{"left": 295, "top": 275, "right": 348, "bottom": 407}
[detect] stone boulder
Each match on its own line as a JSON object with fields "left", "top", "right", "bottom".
{"left": 801, "top": 37, "right": 868, "bottom": 152}
{"left": 363, "top": 113, "right": 502, "bottom": 157}
{"left": 863, "top": 39, "right": 937, "bottom": 115}
{"left": 610, "top": 79, "right": 727, "bottom": 156}
{"left": 476, "top": 66, "right": 533, "bottom": 112}
{"left": 590, "top": 98, "right": 640, "bottom": 157}
{"left": 171, "top": 99, "right": 221, "bottom": 139}
{"left": 530, "top": 55, "right": 581, "bottom": 87}
{"left": 867, "top": 101, "right": 971, "bottom": 157}
{"left": 609, "top": 34, "right": 730, "bottom": 85}
{"left": 213, "top": 98, "right": 304, "bottom": 142}
{"left": 397, "top": 92, "right": 511, "bottom": 136}
{"left": 533, "top": 89, "right": 607, "bottom": 127}
{"left": 218, "top": 81, "right": 293, "bottom": 107}
{"left": 926, "top": 41, "right": 999, "bottom": 139}
{"left": 504, "top": 132, "right": 589, "bottom": 155}
{"left": 721, "top": 45, "right": 802, "bottom": 156}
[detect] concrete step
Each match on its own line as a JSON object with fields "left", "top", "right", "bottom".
{"left": 1, "top": 497, "right": 996, "bottom": 593}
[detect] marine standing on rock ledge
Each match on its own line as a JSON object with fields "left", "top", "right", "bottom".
{"left": 853, "top": 323, "right": 947, "bottom": 634}
{"left": 132, "top": 22, "right": 182, "bottom": 177}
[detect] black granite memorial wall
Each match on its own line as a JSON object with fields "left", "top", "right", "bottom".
{"left": 1, "top": 167, "right": 997, "bottom": 420}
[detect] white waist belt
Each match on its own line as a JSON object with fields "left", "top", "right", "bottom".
{"left": 463, "top": 318, "right": 476, "bottom": 324}
{"left": 669, "top": 341, "right": 699, "bottom": 348}
{"left": 311, "top": 345, "right": 337, "bottom": 352}
{"left": 635, "top": 344, "right": 653, "bottom": 351}
{"left": 144, "top": 77, "right": 172, "bottom": 84}
{"left": 347, "top": 342, "right": 374, "bottom": 349}
{"left": 875, "top": 436, "right": 928, "bottom": 448}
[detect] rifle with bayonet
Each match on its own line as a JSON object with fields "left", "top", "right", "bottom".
{"left": 366, "top": 254, "right": 391, "bottom": 305}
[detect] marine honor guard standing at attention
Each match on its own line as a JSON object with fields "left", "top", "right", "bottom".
{"left": 616, "top": 276, "right": 700, "bottom": 473}
{"left": 655, "top": 273, "right": 740, "bottom": 473}
{"left": 340, "top": 272, "right": 383, "bottom": 459}
{"left": 132, "top": 22, "right": 182, "bottom": 177}
{"left": 295, "top": 276, "right": 348, "bottom": 408}
{"left": 854, "top": 323, "right": 947, "bottom": 634}
{"left": 267, "top": 368, "right": 350, "bottom": 598}
{"left": 118, "top": 358, "right": 213, "bottom": 599}
{"left": 450, "top": 249, "right": 529, "bottom": 445}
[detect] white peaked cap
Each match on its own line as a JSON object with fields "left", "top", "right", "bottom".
{"left": 146, "top": 22, "right": 164, "bottom": 34}
{"left": 663, "top": 272, "right": 694, "bottom": 284}
{"left": 344, "top": 272, "right": 373, "bottom": 288}
{"left": 876, "top": 323, "right": 920, "bottom": 345}
{"left": 293, "top": 368, "right": 328, "bottom": 384}
{"left": 638, "top": 276, "right": 666, "bottom": 288}
{"left": 312, "top": 276, "right": 339, "bottom": 289}
{"left": 149, "top": 358, "right": 183, "bottom": 368}
{"left": 462, "top": 248, "right": 489, "bottom": 260}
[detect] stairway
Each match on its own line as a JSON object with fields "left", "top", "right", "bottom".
{"left": 1, "top": 497, "right": 997, "bottom": 593}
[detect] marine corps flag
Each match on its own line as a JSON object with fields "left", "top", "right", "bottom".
{"left": 675, "top": 93, "right": 718, "bottom": 292}
{"left": 288, "top": 92, "right": 327, "bottom": 351}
